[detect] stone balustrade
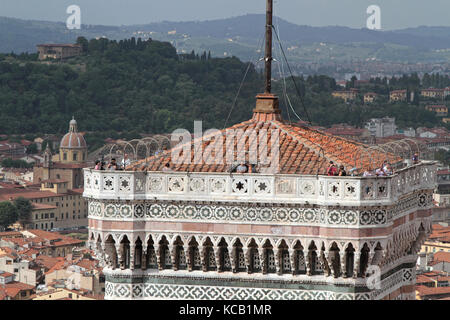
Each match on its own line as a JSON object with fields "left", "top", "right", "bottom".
{"left": 83, "top": 161, "right": 437, "bottom": 206}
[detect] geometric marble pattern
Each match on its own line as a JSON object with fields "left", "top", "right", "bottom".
{"left": 88, "top": 191, "right": 433, "bottom": 226}
{"left": 105, "top": 282, "right": 371, "bottom": 300}
{"left": 103, "top": 266, "right": 415, "bottom": 300}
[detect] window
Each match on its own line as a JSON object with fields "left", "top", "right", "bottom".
{"left": 14, "top": 268, "right": 19, "bottom": 273}
{"left": 73, "top": 153, "right": 77, "bottom": 161}
{"left": 50, "top": 213, "right": 54, "bottom": 218}
{"left": 21, "top": 291, "right": 27, "bottom": 297}
{"left": 68, "top": 293, "right": 72, "bottom": 298}
{"left": 63, "top": 153, "right": 67, "bottom": 160}
{"left": 56, "top": 174, "right": 60, "bottom": 179}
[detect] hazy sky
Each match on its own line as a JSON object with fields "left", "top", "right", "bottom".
{"left": 1, "top": 0, "right": 449, "bottom": 30}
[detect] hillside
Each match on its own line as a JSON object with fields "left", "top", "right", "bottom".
{"left": 0, "top": 38, "right": 444, "bottom": 148}
{"left": 1, "top": 15, "right": 450, "bottom": 65}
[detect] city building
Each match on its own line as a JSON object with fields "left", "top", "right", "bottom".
{"left": 420, "top": 224, "right": 450, "bottom": 256}
{"left": 363, "top": 92, "right": 377, "bottom": 103}
{"left": 0, "top": 182, "right": 87, "bottom": 231}
{"left": 421, "top": 88, "right": 445, "bottom": 100}
{"left": 33, "top": 118, "right": 89, "bottom": 190}
{"left": 33, "top": 287, "right": 98, "bottom": 300}
{"left": 0, "top": 230, "right": 84, "bottom": 258}
{"left": 0, "top": 247, "right": 37, "bottom": 286}
{"left": 36, "top": 44, "right": 82, "bottom": 61}
{"left": 389, "top": 90, "right": 407, "bottom": 102}
{"left": 365, "top": 117, "right": 397, "bottom": 138}
{"left": 323, "top": 124, "right": 372, "bottom": 143}
{"left": 0, "top": 141, "right": 26, "bottom": 160}
{"left": 0, "top": 270, "right": 35, "bottom": 300}
{"left": 332, "top": 89, "right": 358, "bottom": 102}
{"left": 425, "top": 105, "right": 448, "bottom": 117}
{"left": 444, "top": 87, "right": 450, "bottom": 98}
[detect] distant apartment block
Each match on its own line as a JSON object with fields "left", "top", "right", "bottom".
{"left": 389, "top": 89, "right": 407, "bottom": 102}
{"left": 425, "top": 105, "right": 448, "bottom": 117}
{"left": 365, "top": 117, "right": 397, "bottom": 138}
{"left": 421, "top": 88, "right": 445, "bottom": 100}
{"left": 331, "top": 89, "right": 358, "bottom": 102}
{"left": 445, "top": 87, "right": 450, "bottom": 98}
{"left": 36, "top": 44, "right": 82, "bottom": 61}
{"left": 363, "top": 92, "right": 377, "bottom": 103}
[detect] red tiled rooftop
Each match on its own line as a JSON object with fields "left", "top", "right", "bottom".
{"left": 416, "top": 285, "right": 450, "bottom": 297}
{"left": 431, "top": 251, "right": 450, "bottom": 264}
{"left": 0, "top": 271, "right": 14, "bottom": 278}
{"left": 131, "top": 118, "right": 400, "bottom": 174}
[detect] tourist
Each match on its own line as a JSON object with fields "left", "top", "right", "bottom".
{"left": 375, "top": 166, "right": 386, "bottom": 176}
{"left": 236, "top": 163, "right": 249, "bottom": 173}
{"left": 363, "top": 170, "right": 374, "bottom": 177}
{"left": 327, "top": 161, "right": 338, "bottom": 176}
{"left": 162, "top": 162, "right": 173, "bottom": 172}
{"left": 121, "top": 153, "right": 131, "bottom": 170}
{"left": 349, "top": 167, "right": 358, "bottom": 176}
{"left": 338, "top": 165, "right": 347, "bottom": 176}
{"left": 383, "top": 162, "right": 393, "bottom": 175}
{"left": 94, "top": 160, "right": 101, "bottom": 170}
{"left": 107, "top": 158, "right": 119, "bottom": 171}
{"left": 412, "top": 153, "right": 419, "bottom": 164}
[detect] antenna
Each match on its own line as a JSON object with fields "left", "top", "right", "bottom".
{"left": 264, "top": 0, "right": 273, "bottom": 94}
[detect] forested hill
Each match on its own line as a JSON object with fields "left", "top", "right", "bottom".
{"left": 0, "top": 37, "right": 443, "bottom": 143}
{"left": 0, "top": 37, "right": 262, "bottom": 135}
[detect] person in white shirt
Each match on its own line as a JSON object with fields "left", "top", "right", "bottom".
{"left": 121, "top": 153, "right": 131, "bottom": 170}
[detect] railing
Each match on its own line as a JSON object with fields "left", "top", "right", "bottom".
{"left": 83, "top": 161, "right": 437, "bottom": 206}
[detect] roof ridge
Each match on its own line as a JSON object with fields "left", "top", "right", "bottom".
{"left": 269, "top": 120, "right": 336, "bottom": 166}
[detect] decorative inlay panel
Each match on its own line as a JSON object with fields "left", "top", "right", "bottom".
{"left": 88, "top": 190, "right": 433, "bottom": 225}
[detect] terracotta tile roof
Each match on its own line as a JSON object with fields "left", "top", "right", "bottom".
{"left": 0, "top": 231, "right": 22, "bottom": 238}
{"left": 0, "top": 271, "right": 14, "bottom": 278}
{"left": 428, "top": 224, "right": 450, "bottom": 243}
{"left": 0, "top": 247, "right": 18, "bottom": 259}
{"left": 45, "top": 259, "right": 67, "bottom": 274}
{"left": 131, "top": 118, "right": 400, "bottom": 174}
{"left": 1, "top": 281, "right": 35, "bottom": 298}
{"left": 0, "top": 188, "right": 63, "bottom": 201}
{"left": 431, "top": 251, "right": 450, "bottom": 264}
{"left": 75, "top": 259, "right": 97, "bottom": 271}
{"left": 416, "top": 285, "right": 450, "bottom": 297}
{"left": 35, "top": 255, "right": 65, "bottom": 271}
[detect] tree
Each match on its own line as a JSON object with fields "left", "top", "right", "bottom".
{"left": 26, "top": 143, "right": 38, "bottom": 154}
{"left": 14, "top": 197, "right": 32, "bottom": 228}
{"left": 0, "top": 202, "right": 18, "bottom": 230}
{"left": 76, "top": 36, "right": 89, "bottom": 53}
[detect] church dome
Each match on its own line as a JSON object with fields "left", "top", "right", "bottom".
{"left": 60, "top": 118, "right": 87, "bottom": 149}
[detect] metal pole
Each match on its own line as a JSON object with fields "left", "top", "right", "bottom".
{"left": 265, "top": 0, "right": 273, "bottom": 94}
